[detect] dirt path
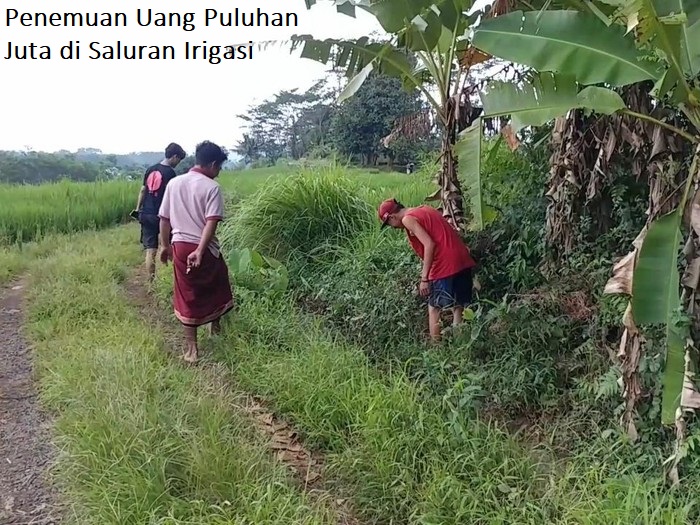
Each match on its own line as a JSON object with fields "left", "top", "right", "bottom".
{"left": 0, "top": 280, "right": 61, "bottom": 525}
{"left": 124, "top": 267, "right": 361, "bottom": 525}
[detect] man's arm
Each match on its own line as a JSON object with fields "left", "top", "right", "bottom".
{"left": 194, "top": 185, "right": 224, "bottom": 256}
{"left": 402, "top": 215, "right": 435, "bottom": 281}
{"left": 158, "top": 185, "right": 172, "bottom": 262}
{"left": 135, "top": 186, "right": 146, "bottom": 211}
{"left": 159, "top": 217, "right": 172, "bottom": 250}
{"left": 195, "top": 219, "right": 220, "bottom": 255}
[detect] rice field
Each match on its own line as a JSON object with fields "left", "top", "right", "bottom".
{"left": 0, "top": 179, "right": 140, "bottom": 245}
{"left": 0, "top": 166, "right": 430, "bottom": 246}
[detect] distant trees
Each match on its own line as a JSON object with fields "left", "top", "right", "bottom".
{"left": 0, "top": 150, "right": 149, "bottom": 184}
{"left": 235, "top": 79, "right": 336, "bottom": 165}
{"left": 235, "top": 73, "right": 435, "bottom": 168}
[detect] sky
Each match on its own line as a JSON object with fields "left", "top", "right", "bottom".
{"left": 0, "top": 1, "right": 385, "bottom": 155}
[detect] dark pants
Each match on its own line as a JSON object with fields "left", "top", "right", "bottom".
{"left": 428, "top": 268, "right": 473, "bottom": 309}
{"left": 139, "top": 213, "right": 160, "bottom": 249}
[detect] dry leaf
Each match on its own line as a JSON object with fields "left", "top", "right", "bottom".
{"left": 682, "top": 257, "right": 700, "bottom": 290}
{"left": 458, "top": 46, "right": 491, "bottom": 69}
{"left": 501, "top": 125, "right": 520, "bottom": 151}
{"left": 604, "top": 250, "right": 636, "bottom": 295}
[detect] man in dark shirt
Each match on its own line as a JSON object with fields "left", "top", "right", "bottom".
{"left": 135, "top": 142, "right": 186, "bottom": 283}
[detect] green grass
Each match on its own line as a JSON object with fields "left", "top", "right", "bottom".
{"left": 23, "top": 225, "right": 340, "bottom": 524}
{"left": 149, "top": 272, "right": 697, "bottom": 524}
{"left": 218, "top": 164, "right": 432, "bottom": 207}
{"left": 0, "top": 179, "right": 139, "bottom": 244}
{"left": 0, "top": 233, "right": 68, "bottom": 284}
{"left": 0, "top": 165, "right": 430, "bottom": 247}
{"left": 13, "top": 159, "right": 700, "bottom": 524}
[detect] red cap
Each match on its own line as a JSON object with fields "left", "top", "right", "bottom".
{"left": 378, "top": 198, "right": 401, "bottom": 228}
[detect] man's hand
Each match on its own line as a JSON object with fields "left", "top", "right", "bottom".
{"left": 186, "top": 249, "right": 203, "bottom": 271}
{"left": 419, "top": 279, "right": 430, "bottom": 297}
{"left": 160, "top": 245, "right": 173, "bottom": 265}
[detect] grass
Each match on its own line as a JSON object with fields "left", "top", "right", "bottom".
{"left": 0, "top": 234, "right": 68, "bottom": 285}
{"left": 218, "top": 164, "right": 432, "bottom": 206}
{"left": 17, "top": 164, "right": 698, "bottom": 523}
{"left": 23, "top": 225, "right": 340, "bottom": 524}
{"left": 224, "top": 170, "right": 375, "bottom": 261}
{"left": 149, "top": 273, "right": 698, "bottom": 524}
{"left": 0, "top": 179, "right": 139, "bottom": 244}
{"left": 0, "top": 164, "right": 428, "bottom": 247}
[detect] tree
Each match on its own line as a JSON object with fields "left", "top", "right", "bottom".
{"left": 330, "top": 72, "right": 424, "bottom": 165}
{"left": 465, "top": 0, "right": 700, "bottom": 482}
{"left": 175, "top": 155, "right": 195, "bottom": 175}
{"left": 236, "top": 79, "right": 337, "bottom": 164}
{"left": 234, "top": 134, "right": 261, "bottom": 165}
{"left": 297, "top": 0, "right": 520, "bottom": 231}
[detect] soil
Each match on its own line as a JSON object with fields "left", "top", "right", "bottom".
{"left": 0, "top": 280, "right": 61, "bottom": 525}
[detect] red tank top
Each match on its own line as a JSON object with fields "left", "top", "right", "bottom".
{"left": 404, "top": 206, "right": 476, "bottom": 280}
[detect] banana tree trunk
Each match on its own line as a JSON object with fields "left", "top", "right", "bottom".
{"left": 439, "top": 132, "right": 466, "bottom": 231}
{"left": 437, "top": 93, "right": 481, "bottom": 232}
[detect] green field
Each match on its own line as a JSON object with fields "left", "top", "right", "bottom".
{"left": 4, "top": 164, "right": 699, "bottom": 524}
{"left": 0, "top": 179, "right": 139, "bottom": 245}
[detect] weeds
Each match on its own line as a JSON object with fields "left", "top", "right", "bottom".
{"left": 24, "top": 226, "right": 339, "bottom": 524}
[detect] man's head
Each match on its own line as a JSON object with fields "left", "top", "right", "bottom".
{"left": 194, "top": 140, "right": 229, "bottom": 178}
{"left": 164, "top": 142, "right": 187, "bottom": 167}
{"left": 378, "top": 198, "right": 406, "bottom": 229}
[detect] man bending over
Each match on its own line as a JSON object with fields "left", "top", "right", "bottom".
{"left": 378, "top": 198, "right": 476, "bottom": 343}
{"left": 158, "top": 140, "right": 234, "bottom": 363}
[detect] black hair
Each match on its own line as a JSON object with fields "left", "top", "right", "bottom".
{"left": 165, "top": 142, "right": 186, "bottom": 159}
{"left": 195, "top": 140, "right": 228, "bottom": 166}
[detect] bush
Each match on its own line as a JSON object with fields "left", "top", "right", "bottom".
{"left": 221, "top": 169, "right": 373, "bottom": 264}
{"left": 307, "top": 227, "right": 426, "bottom": 357}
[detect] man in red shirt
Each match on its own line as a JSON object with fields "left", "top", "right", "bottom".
{"left": 378, "top": 198, "right": 476, "bottom": 342}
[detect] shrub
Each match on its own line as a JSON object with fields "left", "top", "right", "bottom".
{"left": 221, "top": 169, "right": 373, "bottom": 264}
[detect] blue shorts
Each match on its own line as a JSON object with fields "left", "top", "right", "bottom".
{"left": 429, "top": 268, "right": 473, "bottom": 309}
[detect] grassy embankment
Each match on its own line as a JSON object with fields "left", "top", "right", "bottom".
{"left": 160, "top": 167, "right": 696, "bottom": 523}
{"left": 13, "top": 164, "right": 699, "bottom": 523}
{"left": 23, "top": 226, "right": 342, "bottom": 524}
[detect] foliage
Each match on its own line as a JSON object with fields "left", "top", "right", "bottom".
{"left": 297, "top": 0, "right": 500, "bottom": 230}
{"left": 235, "top": 79, "right": 337, "bottom": 165}
{"left": 0, "top": 179, "right": 138, "bottom": 245}
{"left": 223, "top": 247, "right": 289, "bottom": 295}
{"left": 0, "top": 149, "right": 176, "bottom": 184}
{"left": 330, "top": 72, "right": 430, "bottom": 166}
{"left": 220, "top": 169, "right": 373, "bottom": 264}
{"left": 463, "top": 0, "right": 700, "bottom": 454}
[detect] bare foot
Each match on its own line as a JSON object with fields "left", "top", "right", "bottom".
{"left": 208, "top": 320, "right": 221, "bottom": 337}
{"left": 182, "top": 347, "right": 198, "bottom": 364}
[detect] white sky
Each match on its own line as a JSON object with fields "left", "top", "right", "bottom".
{"left": 0, "top": 1, "right": 384, "bottom": 155}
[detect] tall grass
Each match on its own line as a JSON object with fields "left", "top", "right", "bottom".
{"left": 223, "top": 169, "right": 375, "bottom": 261}
{"left": 24, "top": 225, "right": 338, "bottom": 524}
{"left": 0, "top": 179, "right": 138, "bottom": 244}
{"left": 217, "top": 165, "right": 433, "bottom": 207}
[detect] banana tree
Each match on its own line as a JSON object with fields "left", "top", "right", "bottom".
{"left": 298, "top": 0, "right": 509, "bottom": 231}
{"left": 465, "top": 0, "right": 700, "bottom": 481}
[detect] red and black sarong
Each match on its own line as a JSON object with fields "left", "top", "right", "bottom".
{"left": 172, "top": 242, "right": 234, "bottom": 327}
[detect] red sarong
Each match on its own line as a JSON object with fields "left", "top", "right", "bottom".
{"left": 172, "top": 242, "right": 234, "bottom": 327}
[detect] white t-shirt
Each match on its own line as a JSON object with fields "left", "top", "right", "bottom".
{"left": 158, "top": 169, "right": 224, "bottom": 257}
